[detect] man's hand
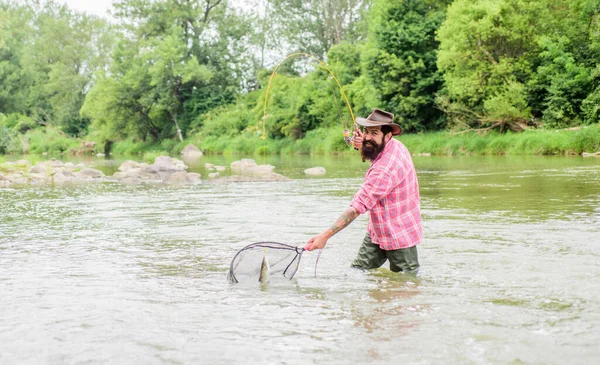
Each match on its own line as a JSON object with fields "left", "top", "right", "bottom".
{"left": 353, "top": 124, "right": 363, "bottom": 150}
{"left": 305, "top": 233, "right": 329, "bottom": 251}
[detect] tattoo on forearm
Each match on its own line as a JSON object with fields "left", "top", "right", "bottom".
{"left": 327, "top": 207, "right": 359, "bottom": 236}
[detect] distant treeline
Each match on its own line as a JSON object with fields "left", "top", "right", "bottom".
{"left": 1, "top": 0, "right": 599, "bottom": 155}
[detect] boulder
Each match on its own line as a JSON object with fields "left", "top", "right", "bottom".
{"left": 304, "top": 167, "right": 326, "bottom": 176}
{"left": 8, "top": 176, "right": 29, "bottom": 184}
{"left": 230, "top": 159, "right": 257, "bottom": 173}
{"left": 112, "top": 170, "right": 140, "bottom": 180}
{"left": 141, "top": 165, "right": 159, "bottom": 174}
{"left": 32, "top": 164, "right": 58, "bottom": 177}
{"left": 187, "top": 173, "right": 201, "bottom": 183}
{"left": 53, "top": 172, "right": 73, "bottom": 184}
{"left": 181, "top": 144, "right": 203, "bottom": 157}
{"left": 215, "top": 165, "right": 227, "bottom": 172}
{"left": 252, "top": 164, "right": 275, "bottom": 175}
{"left": 46, "top": 158, "right": 64, "bottom": 168}
{"left": 153, "top": 156, "right": 188, "bottom": 171}
{"left": 120, "top": 175, "right": 142, "bottom": 184}
{"left": 208, "top": 172, "right": 220, "bottom": 179}
{"left": 118, "top": 160, "right": 141, "bottom": 172}
{"left": 137, "top": 165, "right": 162, "bottom": 181}
{"left": 75, "top": 168, "right": 105, "bottom": 179}
{"left": 166, "top": 171, "right": 201, "bottom": 184}
{"left": 0, "top": 162, "right": 18, "bottom": 173}
{"left": 230, "top": 159, "right": 274, "bottom": 176}
{"left": 30, "top": 173, "right": 51, "bottom": 184}
{"left": 30, "top": 159, "right": 66, "bottom": 177}
{"left": 30, "top": 165, "right": 47, "bottom": 175}
{"left": 15, "top": 160, "right": 31, "bottom": 169}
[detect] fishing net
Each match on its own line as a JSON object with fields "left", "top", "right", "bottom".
{"left": 227, "top": 242, "right": 305, "bottom": 284}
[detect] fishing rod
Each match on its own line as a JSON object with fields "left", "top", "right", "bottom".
{"left": 261, "top": 52, "right": 357, "bottom": 146}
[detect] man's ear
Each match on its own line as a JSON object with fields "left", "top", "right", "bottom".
{"left": 384, "top": 133, "right": 393, "bottom": 143}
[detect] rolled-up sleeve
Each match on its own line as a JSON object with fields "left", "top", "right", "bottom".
{"left": 350, "top": 168, "right": 396, "bottom": 214}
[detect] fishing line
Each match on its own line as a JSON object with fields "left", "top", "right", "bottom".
{"left": 240, "top": 54, "right": 354, "bottom": 284}
{"left": 261, "top": 52, "right": 357, "bottom": 142}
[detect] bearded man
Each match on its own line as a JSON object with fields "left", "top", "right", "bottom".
{"left": 304, "top": 108, "right": 422, "bottom": 273}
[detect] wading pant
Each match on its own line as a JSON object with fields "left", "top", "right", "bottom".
{"left": 351, "top": 232, "right": 419, "bottom": 273}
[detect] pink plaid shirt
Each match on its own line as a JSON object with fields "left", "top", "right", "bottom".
{"left": 350, "top": 138, "right": 422, "bottom": 250}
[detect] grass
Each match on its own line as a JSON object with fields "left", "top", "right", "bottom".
{"left": 401, "top": 125, "right": 600, "bottom": 156}
{"left": 1, "top": 124, "right": 599, "bottom": 158}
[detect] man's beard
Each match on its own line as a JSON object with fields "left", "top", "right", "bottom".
{"left": 361, "top": 138, "right": 386, "bottom": 161}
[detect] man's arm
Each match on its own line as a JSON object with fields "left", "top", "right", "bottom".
{"left": 305, "top": 206, "right": 359, "bottom": 251}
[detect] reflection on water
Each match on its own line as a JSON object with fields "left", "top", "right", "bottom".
{"left": 0, "top": 154, "right": 599, "bottom": 364}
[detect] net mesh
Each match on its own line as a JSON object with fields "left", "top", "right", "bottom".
{"left": 227, "top": 242, "right": 305, "bottom": 284}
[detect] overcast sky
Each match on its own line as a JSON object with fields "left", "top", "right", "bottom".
{"left": 56, "top": 0, "right": 256, "bottom": 18}
{"left": 57, "top": 0, "right": 115, "bottom": 17}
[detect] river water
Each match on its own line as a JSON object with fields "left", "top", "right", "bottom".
{"left": 1, "top": 154, "right": 599, "bottom": 364}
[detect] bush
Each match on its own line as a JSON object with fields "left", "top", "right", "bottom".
{"left": 111, "top": 137, "right": 155, "bottom": 155}
{"left": 18, "top": 127, "right": 79, "bottom": 155}
{"left": 568, "top": 125, "right": 600, "bottom": 153}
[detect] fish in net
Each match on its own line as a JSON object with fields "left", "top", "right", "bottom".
{"left": 227, "top": 242, "right": 308, "bottom": 284}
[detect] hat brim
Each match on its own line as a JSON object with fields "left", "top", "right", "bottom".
{"left": 356, "top": 117, "right": 402, "bottom": 135}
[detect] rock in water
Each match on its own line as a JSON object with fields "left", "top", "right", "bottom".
{"left": 304, "top": 167, "right": 326, "bottom": 176}
{"left": 181, "top": 144, "right": 203, "bottom": 158}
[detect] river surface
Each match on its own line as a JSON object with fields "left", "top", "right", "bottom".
{"left": 1, "top": 154, "right": 599, "bottom": 364}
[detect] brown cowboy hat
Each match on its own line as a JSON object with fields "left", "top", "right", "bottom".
{"left": 355, "top": 108, "right": 402, "bottom": 135}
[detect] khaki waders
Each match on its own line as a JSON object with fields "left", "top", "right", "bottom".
{"left": 351, "top": 232, "right": 420, "bottom": 273}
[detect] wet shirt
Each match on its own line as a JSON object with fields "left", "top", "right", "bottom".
{"left": 350, "top": 138, "right": 422, "bottom": 250}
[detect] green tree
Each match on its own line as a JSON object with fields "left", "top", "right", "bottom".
{"left": 437, "top": 0, "right": 549, "bottom": 130}
{"left": 83, "top": 0, "right": 254, "bottom": 144}
{"left": 83, "top": 29, "right": 211, "bottom": 142}
{"left": 527, "top": 37, "right": 591, "bottom": 128}
{"left": 437, "top": 0, "right": 600, "bottom": 130}
{"left": 0, "top": 0, "right": 113, "bottom": 136}
{"left": 0, "top": 3, "right": 35, "bottom": 116}
{"left": 363, "top": 0, "right": 449, "bottom": 133}
{"left": 269, "top": 0, "right": 372, "bottom": 60}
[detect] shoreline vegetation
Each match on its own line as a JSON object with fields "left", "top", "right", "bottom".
{"left": 0, "top": 125, "right": 599, "bottom": 164}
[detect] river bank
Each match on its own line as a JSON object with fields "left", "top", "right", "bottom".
{"left": 161, "top": 124, "right": 600, "bottom": 157}
{"left": 1, "top": 125, "right": 599, "bottom": 161}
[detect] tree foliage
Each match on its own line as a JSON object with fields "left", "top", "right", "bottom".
{"left": 1, "top": 0, "right": 600, "bottom": 156}
{"left": 0, "top": 0, "right": 113, "bottom": 136}
{"left": 363, "top": 0, "right": 450, "bottom": 132}
{"left": 81, "top": 0, "right": 254, "bottom": 144}
{"left": 437, "top": 0, "right": 600, "bottom": 130}
{"left": 268, "top": 0, "right": 372, "bottom": 60}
